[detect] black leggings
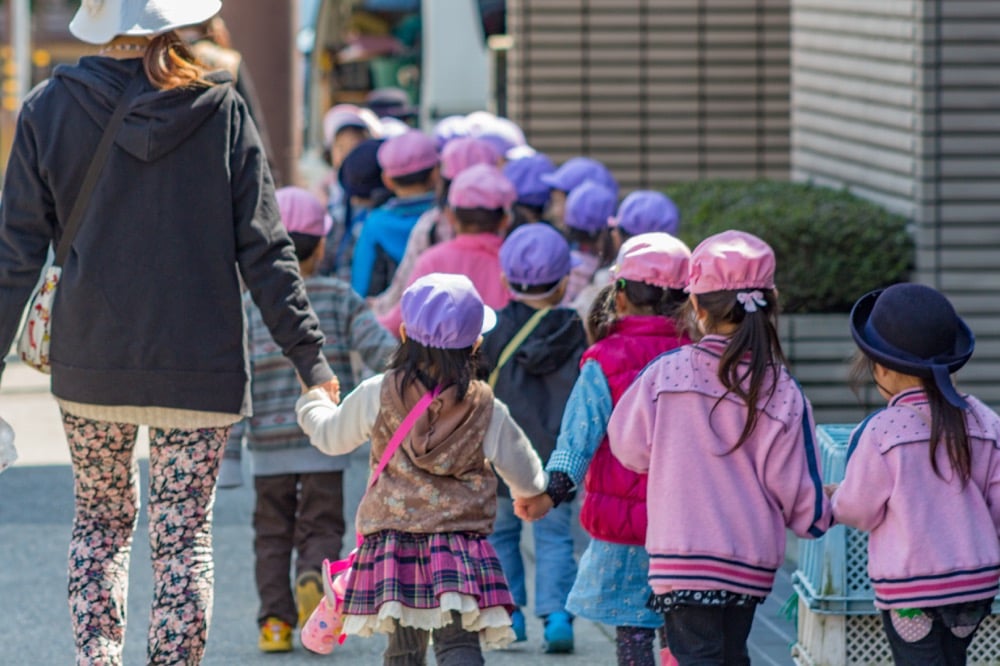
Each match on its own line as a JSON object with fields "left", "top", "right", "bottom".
{"left": 661, "top": 605, "right": 756, "bottom": 665}
{"left": 616, "top": 625, "right": 667, "bottom": 666}
{"left": 384, "top": 611, "right": 482, "bottom": 666}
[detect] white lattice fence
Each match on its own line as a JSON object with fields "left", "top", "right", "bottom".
{"left": 794, "top": 599, "right": 1000, "bottom": 666}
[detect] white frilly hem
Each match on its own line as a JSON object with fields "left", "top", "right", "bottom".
{"left": 342, "top": 592, "right": 515, "bottom": 650}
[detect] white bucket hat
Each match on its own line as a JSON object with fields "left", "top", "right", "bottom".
{"left": 69, "top": 0, "right": 222, "bottom": 45}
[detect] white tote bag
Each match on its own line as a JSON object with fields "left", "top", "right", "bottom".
{"left": 16, "top": 266, "right": 61, "bottom": 374}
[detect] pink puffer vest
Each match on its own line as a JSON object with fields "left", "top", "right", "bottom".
{"left": 578, "top": 315, "right": 690, "bottom": 545}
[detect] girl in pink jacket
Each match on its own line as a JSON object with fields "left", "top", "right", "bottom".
{"left": 831, "top": 283, "right": 1000, "bottom": 666}
{"left": 608, "top": 230, "right": 833, "bottom": 665}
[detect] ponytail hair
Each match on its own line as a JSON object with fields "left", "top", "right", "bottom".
{"left": 144, "top": 31, "right": 210, "bottom": 90}
{"left": 849, "top": 350, "right": 972, "bottom": 485}
{"left": 586, "top": 284, "right": 617, "bottom": 344}
{"left": 698, "top": 288, "right": 786, "bottom": 450}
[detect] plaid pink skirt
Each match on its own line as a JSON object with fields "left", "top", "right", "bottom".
{"left": 343, "top": 530, "right": 515, "bottom": 616}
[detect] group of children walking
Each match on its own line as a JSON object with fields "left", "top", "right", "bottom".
{"left": 231, "top": 108, "right": 1000, "bottom": 666}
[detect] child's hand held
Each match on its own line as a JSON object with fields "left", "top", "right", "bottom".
{"left": 513, "top": 493, "right": 553, "bottom": 521}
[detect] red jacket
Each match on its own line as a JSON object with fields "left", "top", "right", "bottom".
{"left": 578, "top": 315, "right": 689, "bottom": 545}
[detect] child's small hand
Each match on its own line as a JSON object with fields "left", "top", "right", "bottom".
{"left": 513, "top": 493, "right": 554, "bottom": 522}
{"left": 823, "top": 483, "right": 839, "bottom": 499}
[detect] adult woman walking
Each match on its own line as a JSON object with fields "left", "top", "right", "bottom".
{"left": 0, "top": 2, "right": 339, "bottom": 664}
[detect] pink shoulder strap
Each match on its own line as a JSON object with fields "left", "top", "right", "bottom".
{"left": 350, "top": 383, "right": 442, "bottom": 550}
{"left": 368, "top": 384, "right": 442, "bottom": 489}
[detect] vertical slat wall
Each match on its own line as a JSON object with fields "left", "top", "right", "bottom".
{"left": 506, "top": 0, "right": 792, "bottom": 190}
{"left": 791, "top": 0, "right": 1000, "bottom": 407}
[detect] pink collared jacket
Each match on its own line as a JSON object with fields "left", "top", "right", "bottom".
{"left": 832, "top": 388, "right": 1000, "bottom": 609}
{"left": 378, "top": 232, "right": 509, "bottom": 335}
{"left": 609, "top": 335, "right": 833, "bottom": 598}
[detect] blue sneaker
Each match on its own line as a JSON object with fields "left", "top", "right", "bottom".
{"left": 510, "top": 608, "right": 527, "bottom": 642}
{"left": 542, "top": 611, "right": 574, "bottom": 653}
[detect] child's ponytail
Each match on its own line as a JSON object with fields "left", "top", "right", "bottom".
{"left": 923, "top": 377, "right": 973, "bottom": 485}
{"left": 699, "top": 288, "right": 786, "bottom": 450}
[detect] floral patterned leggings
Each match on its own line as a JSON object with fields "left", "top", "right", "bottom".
{"left": 62, "top": 412, "right": 230, "bottom": 666}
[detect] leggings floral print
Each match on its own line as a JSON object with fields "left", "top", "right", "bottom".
{"left": 62, "top": 412, "right": 230, "bottom": 666}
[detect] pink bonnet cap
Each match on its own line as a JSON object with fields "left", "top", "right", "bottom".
{"left": 448, "top": 163, "right": 517, "bottom": 210}
{"left": 686, "top": 230, "right": 775, "bottom": 295}
{"left": 610, "top": 232, "right": 691, "bottom": 290}
{"left": 275, "top": 186, "right": 332, "bottom": 238}
{"left": 322, "top": 104, "right": 381, "bottom": 147}
{"left": 376, "top": 130, "right": 439, "bottom": 178}
{"left": 441, "top": 137, "right": 501, "bottom": 180}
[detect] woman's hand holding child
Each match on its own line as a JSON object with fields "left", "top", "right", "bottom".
{"left": 303, "top": 375, "right": 342, "bottom": 404}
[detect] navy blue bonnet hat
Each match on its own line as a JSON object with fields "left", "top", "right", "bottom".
{"left": 338, "top": 139, "right": 386, "bottom": 199}
{"left": 849, "top": 283, "right": 974, "bottom": 408}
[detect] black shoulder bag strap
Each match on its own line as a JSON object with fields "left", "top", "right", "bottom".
{"left": 53, "top": 74, "right": 145, "bottom": 267}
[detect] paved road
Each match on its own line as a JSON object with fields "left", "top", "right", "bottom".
{"left": 0, "top": 360, "right": 798, "bottom": 664}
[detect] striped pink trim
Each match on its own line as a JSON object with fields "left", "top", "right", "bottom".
{"left": 874, "top": 570, "right": 1000, "bottom": 608}
{"left": 648, "top": 555, "right": 777, "bottom": 596}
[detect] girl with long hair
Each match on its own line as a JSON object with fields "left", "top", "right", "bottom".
{"left": 608, "top": 230, "right": 833, "bottom": 665}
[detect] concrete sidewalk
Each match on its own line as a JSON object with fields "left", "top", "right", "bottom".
{"left": 0, "top": 360, "right": 798, "bottom": 664}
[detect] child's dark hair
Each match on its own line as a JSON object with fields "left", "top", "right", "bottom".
{"left": 696, "top": 289, "right": 786, "bottom": 451}
{"left": 509, "top": 203, "right": 547, "bottom": 232}
{"left": 390, "top": 166, "right": 436, "bottom": 188}
{"left": 567, "top": 227, "right": 615, "bottom": 265}
{"left": 322, "top": 126, "right": 368, "bottom": 166}
{"left": 387, "top": 338, "right": 477, "bottom": 400}
{"left": 617, "top": 278, "right": 687, "bottom": 319}
{"left": 849, "top": 351, "right": 972, "bottom": 485}
{"left": 586, "top": 284, "right": 617, "bottom": 344}
{"left": 509, "top": 279, "right": 562, "bottom": 296}
{"left": 437, "top": 177, "right": 453, "bottom": 208}
{"left": 288, "top": 232, "right": 322, "bottom": 262}
{"left": 453, "top": 207, "right": 505, "bottom": 233}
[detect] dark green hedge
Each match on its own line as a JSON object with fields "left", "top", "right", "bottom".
{"left": 665, "top": 179, "right": 913, "bottom": 314}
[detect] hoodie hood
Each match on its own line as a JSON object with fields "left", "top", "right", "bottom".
{"left": 54, "top": 56, "right": 233, "bottom": 163}
{"left": 394, "top": 374, "right": 494, "bottom": 479}
{"left": 511, "top": 303, "right": 587, "bottom": 376}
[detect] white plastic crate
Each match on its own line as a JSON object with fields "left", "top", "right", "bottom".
{"left": 795, "top": 424, "right": 873, "bottom": 614}
{"left": 793, "top": 597, "right": 1000, "bottom": 666}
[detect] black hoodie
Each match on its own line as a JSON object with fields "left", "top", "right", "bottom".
{"left": 480, "top": 300, "right": 587, "bottom": 497}
{"left": 0, "top": 57, "right": 333, "bottom": 413}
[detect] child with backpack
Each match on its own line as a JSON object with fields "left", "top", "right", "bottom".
{"left": 480, "top": 223, "right": 588, "bottom": 652}
{"left": 516, "top": 232, "right": 693, "bottom": 665}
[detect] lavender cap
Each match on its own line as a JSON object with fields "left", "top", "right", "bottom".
{"left": 564, "top": 181, "right": 618, "bottom": 233}
{"left": 401, "top": 273, "right": 497, "bottom": 349}
{"left": 503, "top": 153, "right": 556, "bottom": 208}
{"left": 610, "top": 190, "right": 680, "bottom": 237}
{"left": 500, "top": 223, "right": 573, "bottom": 287}
{"left": 376, "top": 130, "right": 438, "bottom": 177}
{"left": 540, "top": 157, "right": 618, "bottom": 196}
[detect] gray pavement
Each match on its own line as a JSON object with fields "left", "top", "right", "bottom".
{"left": 0, "top": 359, "right": 797, "bottom": 664}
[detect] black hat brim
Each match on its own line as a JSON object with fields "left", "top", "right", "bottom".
{"left": 849, "top": 289, "right": 974, "bottom": 378}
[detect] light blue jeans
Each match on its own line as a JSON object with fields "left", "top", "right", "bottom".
{"left": 489, "top": 498, "right": 578, "bottom": 618}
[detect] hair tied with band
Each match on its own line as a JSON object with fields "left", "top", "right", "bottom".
{"left": 736, "top": 290, "right": 767, "bottom": 313}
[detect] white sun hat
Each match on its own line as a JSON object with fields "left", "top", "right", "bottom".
{"left": 69, "top": 0, "right": 223, "bottom": 45}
